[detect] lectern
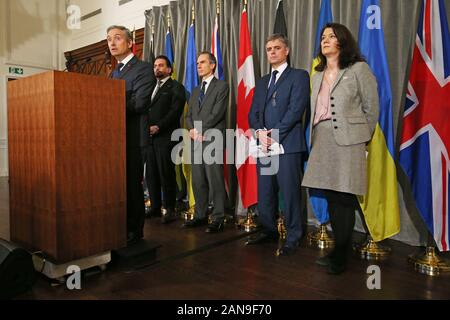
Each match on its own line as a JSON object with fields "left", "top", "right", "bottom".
{"left": 7, "top": 71, "right": 127, "bottom": 273}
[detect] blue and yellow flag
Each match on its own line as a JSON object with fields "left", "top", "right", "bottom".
{"left": 305, "top": 0, "right": 333, "bottom": 224}
{"left": 165, "top": 26, "right": 184, "bottom": 196}
{"left": 182, "top": 23, "right": 199, "bottom": 209}
{"left": 358, "top": 0, "right": 400, "bottom": 241}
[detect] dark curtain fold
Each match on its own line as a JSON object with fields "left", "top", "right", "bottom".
{"left": 142, "top": 0, "right": 450, "bottom": 246}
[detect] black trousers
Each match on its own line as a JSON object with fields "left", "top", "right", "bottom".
{"left": 127, "top": 146, "right": 146, "bottom": 237}
{"left": 145, "top": 142, "right": 177, "bottom": 210}
{"left": 323, "top": 190, "right": 360, "bottom": 266}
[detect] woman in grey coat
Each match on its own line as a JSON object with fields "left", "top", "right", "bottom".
{"left": 302, "top": 23, "right": 379, "bottom": 275}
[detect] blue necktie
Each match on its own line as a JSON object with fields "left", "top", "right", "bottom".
{"left": 112, "top": 62, "right": 124, "bottom": 78}
{"left": 267, "top": 70, "right": 278, "bottom": 100}
{"left": 198, "top": 81, "right": 207, "bottom": 105}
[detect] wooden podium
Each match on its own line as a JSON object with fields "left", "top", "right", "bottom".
{"left": 7, "top": 71, "right": 127, "bottom": 265}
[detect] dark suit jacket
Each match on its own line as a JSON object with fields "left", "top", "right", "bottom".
{"left": 248, "top": 66, "right": 310, "bottom": 154}
{"left": 111, "top": 56, "right": 155, "bottom": 148}
{"left": 148, "top": 78, "right": 186, "bottom": 145}
{"left": 185, "top": 77, "right": 229, "bottom": 147}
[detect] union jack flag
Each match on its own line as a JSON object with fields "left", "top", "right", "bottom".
{"left": 399, "top": 0, "right": 450, "bottom": 251}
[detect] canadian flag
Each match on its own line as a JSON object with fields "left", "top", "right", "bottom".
{"left": 236, "top": 8, "right": 257, "bottom": 209}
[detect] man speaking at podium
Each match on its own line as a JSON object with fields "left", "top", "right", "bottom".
{"left": 107, "top": 25, "right": 155, "bottom": 245}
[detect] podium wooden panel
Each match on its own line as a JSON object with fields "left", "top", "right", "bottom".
{"left": 7, "top": 71, "right": 127, "bottom": 264}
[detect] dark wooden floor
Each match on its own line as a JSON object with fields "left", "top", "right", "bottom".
{"left": 1, "top": 177, "right": 449, "bottom": 300}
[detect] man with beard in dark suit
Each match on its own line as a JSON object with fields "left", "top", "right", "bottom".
{"left": 146, "top": 55, "right": 186, "bottom": 224}
{"left": 107, "top": 25, "right": 155, "bottom": 245}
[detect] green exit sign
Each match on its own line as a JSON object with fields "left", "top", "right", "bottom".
{"left": 9, "top": 67, "right": 23, "bottom": 75}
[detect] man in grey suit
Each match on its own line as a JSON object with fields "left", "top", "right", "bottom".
{"left": 184, "top": 52, "right": 229, "bottom": 233}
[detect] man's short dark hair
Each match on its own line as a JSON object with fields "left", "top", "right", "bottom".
{"left": 106, "top": 25, "right": 132, "bottom": 42}
{"left": 198, "top": 51, "right": 217, "bottom": 73}
{"left": 155, "top": 55, "right": 173, "bottom": 69}
{"left": 265, "top": 33, "right": 290, "bottom": 48}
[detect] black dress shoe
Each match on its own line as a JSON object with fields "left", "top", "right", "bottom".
{"left": 205, "top": 221, "right": 224, "bottom": 233}
{"left": 182, "top": 218, "right": 208, "bottom": 228}
{"left": 316, "top": 254, "right": 333, "bottom": 267}
{"left": 146, "top": 207, "right": 162, "bottom": 218}
{"left": 327, "top": 262, "right": 346, "bottom": 275}
{"left": 276, "top": 242, "right": 298, "bottom": 256}
{"left": 161, "top": 209, "right": 178, "bottom": 224}
{"left": 245, "top": 232, "right": 277, "bottom": 245}
{"left": 126, "top": 232, "right": 142, "bottom": 246}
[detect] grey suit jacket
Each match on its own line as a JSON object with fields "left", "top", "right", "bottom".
{"left": 185, "top": 77, "right": 229, "bottom": 148}
{"left": 310, "top": 61, "right": 379, "bottom": 146}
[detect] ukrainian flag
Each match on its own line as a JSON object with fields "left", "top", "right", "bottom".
{"left": 305, "top": 0, "right": 333, "bottom": 224}
{"left": 165, "top": 26, "right": 185, "bottom": 199}
{"left": 358, "top": 0, "right": 400, "bottom": 241}
{"left": 182, "top": 23, "right": 199, "bottom": 209}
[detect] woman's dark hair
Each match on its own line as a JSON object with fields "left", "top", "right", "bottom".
{"left": 315, "top": 23, "right": 365, "bottom": 72}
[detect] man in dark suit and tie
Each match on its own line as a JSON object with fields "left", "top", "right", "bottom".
{"left": 184, "top": 52, "right": 229, "bottom": 233}
{"left": 146, "top": 55, "right": 186, "bottom": 224}
{"left": 107, "top": 25, "right": 155, "bottom": 245}
{"left": 247, "top": 34, "right": 310, "bottom": 255}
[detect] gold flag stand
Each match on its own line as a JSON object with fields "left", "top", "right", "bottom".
{"left": 277, "top": 214, "right": 287, "bottom": 240}
{"left": 183, "top": 207, "right": 195, "bottom": 222}
{"left": 408, "top": 234, "right": 450, "bottom": 276}
{"left": 408, "top": 246, "right": 450, "bottom": 276}
{"left": 354, "top": 235, "right": 391, "bottom": 260}
{"left": 307, "top": 224, "right": 334, "bottom": 249}
{"left": 242, "top": 206, "right": 258, "bottom": 232}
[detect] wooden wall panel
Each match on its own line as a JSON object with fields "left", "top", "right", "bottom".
{"left": 65, "top": 28, "right": 145, "bottom": 78}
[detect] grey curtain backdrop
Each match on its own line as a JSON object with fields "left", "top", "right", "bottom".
{"left": 143, "top": 0, "right": 450, "bottom": 248}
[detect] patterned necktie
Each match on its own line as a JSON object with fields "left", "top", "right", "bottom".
{"left": 198, "top": 81, "right": 207, "bottom": 105}
{"left": 112, "top": 62, "right": 124, "bottom": 78}
{"left": 267, "top": 70, "right": 278, "bottom": 99}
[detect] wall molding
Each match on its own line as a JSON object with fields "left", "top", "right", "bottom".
{"left": 0, "top": 138, "right": 8, "bottom": 177}
{"left": 5, "top": 0, "right": 60, "bottom": 71}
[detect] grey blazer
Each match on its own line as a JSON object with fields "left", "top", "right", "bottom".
{"left": 310, "top": 61, "right": 379, "bottom": 146}
{"left": 186, "top": 77, "right": 229, "bottom": 147}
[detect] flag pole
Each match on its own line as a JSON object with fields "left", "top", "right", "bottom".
{"left": 213, "top": 0, "right": 234, "bottom": 225}
{"left": 305, "top": 0, "right": 335, "bottom": 251}
{"left": 182, "top": 3, "right": 197, "bottom": 223}
{"left": 239, "top": 0, "right": 258, "bottom": 234}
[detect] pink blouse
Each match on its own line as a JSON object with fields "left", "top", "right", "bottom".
{"left": 313, "top": 78, "right": 332, "bottom": 125}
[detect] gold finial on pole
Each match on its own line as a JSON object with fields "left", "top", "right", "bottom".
{"left": 216, "top": 0, "right": 220, "bottom": 15}
{"left": 191, "top": 3, "right": 195, "bottom": 23}
{"left": 244, "top": 0, "right": 248, "bottom": 8}
{"left": 167, "top": 12, "right": 171, "bottom": 28}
